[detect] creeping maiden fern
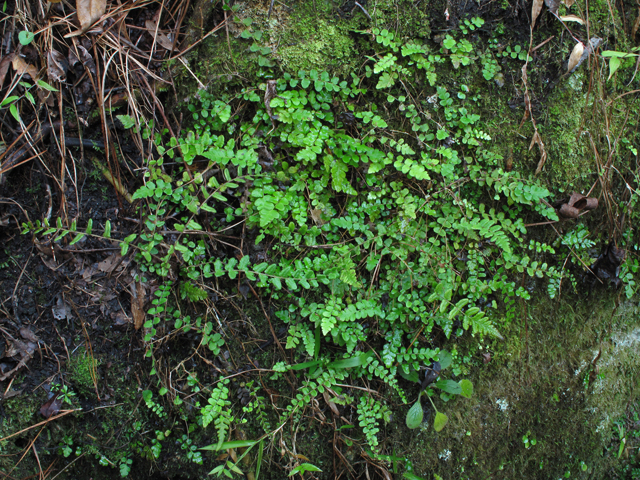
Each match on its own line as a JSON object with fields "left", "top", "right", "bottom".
{"left": 200, "top": 380, "right": 234, "bottom": 449}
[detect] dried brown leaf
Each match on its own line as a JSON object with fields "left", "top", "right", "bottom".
{"left": 145, "top": 19, "right": 175, "bottom": 52}
{"left": 531, "top": 0, "right": 544, "bottom": 28}
{"left": 131, "top": 280, "right": 146, "bottom": 330}
{"left": 529, "top": 132, "right": 548, "bottom": 174}
{"left": 19, "top": 327, "right": 39, "bottom": 343}
{"left": 562, "top": 0, "right": 575, "bottom": 6}
{"left": 77, "top": 0, "right": 106, "bottom": 32}
{"left": 322, "top": 391, "right": 340, "bottom": 416}
{"left": 97, "top": 254, "right": 122, "bottom": 273}
{"left": 559, "top": 14, "right": 585, "bottom": 24}
{"left": 11, "top": 56, "right": 38, "bottom": 80}
{"left": 0, "top": 54, "right": 15, "bottom": 90}
{"left": 52, "top": 295, "right": 69, "bottom": 320}
{"left": 77, "top": 45, "right": 96, "bottom": 75}
{"left": 47, "top": 50, "right": 67, "bottom": 82}
{"left": 545, "top": 0, "right": 561, "bottom": 15}
{"left": 40, "top": 396, "right": 63, "bottom": 418}
{"left": 633, "top": 8, "right": 640, "bottom": 39}
{"left": 567, "top": 41, "right": 585, "bottom": 72}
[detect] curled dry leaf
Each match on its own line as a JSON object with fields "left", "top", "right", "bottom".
{"left": 47, "top": 50, "right": 67, "bottom": 82}
{"left": 531, "top": 0, "right": 544, "bottom": 28}
{"left": 11, "top": 55, "right": 39, "bottom": 80}
{"left": 566, "top": 37, "right": 602, "bottom": 76}
{"left": 77, "top": 45, "right": 96, "bottom": 75}
{"left": 567, "top": 41, "right": 585, "bottom": 72}
{"left": 530, "top": 131, "right": 548, "bottom": 175}
{"left": 559, "top": 14, "right": 585, "bottom": 24}
{"left": 77, "top": 0, "right": 106, "bottom": 32}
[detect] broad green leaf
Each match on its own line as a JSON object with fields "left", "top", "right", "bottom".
{"left": 397, "top": 365, "right": 420, "bottom": 383}
{"left": 290, "top": 359, "right": 320, "bottom": 371}
{"left": 601, "top": 50, "right": 640, "bottom": 58}
{"left": 201, "top": 439, "right": 257, "bottom": 451}
{"left": 327, "top": 351, "right": 373, "bottom": 370}
{"left": 1, "top": 96, "right": 19, "bottom": 106}
{"left": 405, "top": 400, "right": 423, "bottom": 429}
{"left": 437, "top": 350, "right": 452, "bottom": 369}
{"left": 403, "top": 473, "right": 428, "bottom": 480}
{"left": 607, "top": 56, "right": 622, "bottom": 81}
{"left": 434, "top": 379, "right": 462, "bottom": 395}
{"left": 434, "top": 411, "right": 448, "bottom": 432}
{"left": 37, "top": 80, "right": 58, "bottom": 91}
{"left": 289, "top": 463, "right": 322, "bottom": 476}
{"left": 459, "top": 379, "right": 473, "bottom": 398}
{"left": 10, "top": 103, "right": 20, "bottom": 122}
{"left": 19, "top": 31, "right": 34, "bottom": 45}
{"left": 256, "top": 439, "right": 263, "bottom": 480}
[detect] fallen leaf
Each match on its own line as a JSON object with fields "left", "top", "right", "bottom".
{"left": 77, "top": 0, "right": 106, "bottom": 32}
{"left": 559, "top": 14, "right": 585, "bottom": 24}
{"left": 531, "top": 0, "right": 544, "bottom": 28}
{"left": 145, "top": 19, "right": 175, "bottom": 52}
{"left": 567, "top": 41, "right": 585, "bottom": 72}
{"left": 97, "top": 254, "right": 122, "bottom": 273}
{"left": 77, "top": 45, "right": 96, "bottom": 75}
{"left": 322, "top": 391, "right": 340, "bottom": 416}
{"left": 131, "top": 280, "right": 146, "bottom": 330}
{"left": 11, "top": 55, "right": 38, "bottom": 80}
{"left": 47, "top": 50, "right": 67, "bottom": 82}
{"left": 544, "top": 0, "right": 561, "bottom": 15}
{"left": 40, "top": 395, "right": 63, "bottom": 418}
{"left": 0, "top": 54, "right": 15, "bottom": 90}
{"left": 562, "top": 0, "right": 575, "bottom": 6}
{"left": 52, "top": 295, "right": 69, "bottom": 320}
{"left": 19, "top": 327, "right": 39, "bottom": 343}
{"left": 113, "top": 311, "right": 131, "bottom": 326}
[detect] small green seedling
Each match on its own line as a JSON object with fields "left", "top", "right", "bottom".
{"left": 405, "top": 351, "right": 473, "bottom": 431}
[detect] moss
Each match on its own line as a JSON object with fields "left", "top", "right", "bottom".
{"left": 68, "top": 348, "right": 100, "bottom": 395}
{"left": 541, "top": 72, "right": 594, "bottom": 190}
{"left": 277, "top": 17, "right": 356, "bottom": 76}
{"left": 0, "top": 391, "right": 43, "bottom": 474}
{"left": 392, "top": 293, "right": 640, "bottom": 479}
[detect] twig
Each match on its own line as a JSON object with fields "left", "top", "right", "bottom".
{"left": 0, "top": 409, "right": 80, "bottom": 443}
{"left": 11, "top": 247, "right": 33, "bottom": 324}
